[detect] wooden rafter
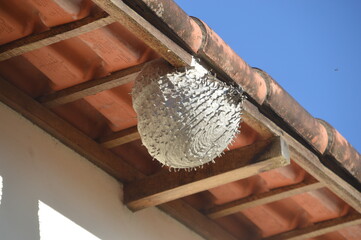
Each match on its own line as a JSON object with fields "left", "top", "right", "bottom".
{"left": 0, "top": 77, "right": 237, "bottom": 240}
{"left": 264, "top": 212, "right": 361, "bottom": 240}
{"left": 99, "top": 126, "right": 140, "bottom": 148}
{"left": 0, "top": 77, "right": 141, "bottom": 182}
{"left": 124, "top": 136, "right": 290, "bottom": 211}
{"left": 39, "top": 63, "right": 145, "bottom": 108}
{"left": 206, "top": 176, "right": 324, "bottom": 219}
{"left": 0, "top": 11, "right": 115, "bottom": 61}
{"left": 243, "top": 101, "right": 361, "bottom": 213}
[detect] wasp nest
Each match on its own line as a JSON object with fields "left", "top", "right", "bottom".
{"left": 132, "top": 60, "right": 244, "bottom": 170}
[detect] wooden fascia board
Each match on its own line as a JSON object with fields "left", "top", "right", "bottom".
{"left": 91, "top": 0, "right": 192, "bottom": 67}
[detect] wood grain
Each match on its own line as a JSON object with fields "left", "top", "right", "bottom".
{"left": 264, "top": 212, "right": 361, "bottom": 240}
{"left": 0, "top": 77, "right": 142, "bottom": 182}
{"left": 206, "top": 176, "right": 324, "bottom": 219}
{"left": 243, "top": 101, "right": 361, "bottom": 213}
{"left": 99, "top": 126, "right": 140, "bottom": 148}
{"left": 159, "top": 200, "right": 238, "bottom": 240}
{"left": 91, "top": 0, "right": 192, "bottom": 67}
{"left": 0, "top": 11, "right": 115, "bottom": 61}
{"left": 39, "top": 63, "right": 144, "bottom": 107}
{"left": 124, "top": 137, "right": 290, "bottom": 211}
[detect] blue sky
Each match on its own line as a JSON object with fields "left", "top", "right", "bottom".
{"left": 175, "top": 0, "right": 361, "bottom": 152}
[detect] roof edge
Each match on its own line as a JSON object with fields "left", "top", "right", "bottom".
{"left": 124, "top": 0, "right": 361, "bottom": 186}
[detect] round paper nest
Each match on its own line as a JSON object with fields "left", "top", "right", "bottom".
{"left": 132, "top": 63, "right": 244, "bottom": 169}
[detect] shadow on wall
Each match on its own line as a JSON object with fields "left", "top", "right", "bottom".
{"left": 0, "top": 103, "right": 203, "bottom": 240}
{"left": 0, "top": 156, "right": 41, "bottom": 240}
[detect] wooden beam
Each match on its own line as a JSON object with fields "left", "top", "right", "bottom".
{"left": 0, "top": 11, "right": 115, "bottom": 61}
{"left": 38, "top": 63, "right": 144, "bottom": 108}
{"left": 124, "top": 136, "right": 290, "bottom": 211}
{"left": 264, "top": 212, "right": 361, "bottom": 240}
{"left": 159, "top": 200, "right": 238, "bottom": 240}
{"left": 99, "top": 126, "right": 140, "bottom": 148}
{"left": 0, "top": 77, "right": 237, "bottom": 240}
{"left": 0, "top": 77, "right": 142, "bottom": 182}
{"left": 91, "top": 0, "right": 192, "bottom": 67}
{"left": 206, "top": 176, "right": 324, "bottom": 219}
{"left": 243, "top": 101, "right": 361, "bottom": 213}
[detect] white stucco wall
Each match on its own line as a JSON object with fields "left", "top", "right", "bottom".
{"left": 0, "top": 102, "right": 203, "bottom": 240}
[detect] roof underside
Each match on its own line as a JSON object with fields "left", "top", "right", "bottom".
{"left": 0, "top": 1, "right": 360, "bottom": 240}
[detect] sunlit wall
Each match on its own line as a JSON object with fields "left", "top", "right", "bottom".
{"left": 0, "top": 102, "right": 203, "bottom": 240}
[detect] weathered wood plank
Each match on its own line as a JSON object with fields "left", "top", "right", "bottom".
{"left": 264, "top": 212, "right": 361, "bottom": 240}
{"left": 91, "top": 0, "right": 192, "bottom": 67}
{"left": 99, "top": 126, "right": 140, "bottom": 148}
{"left": 0, "top": 11, "right": 115, "bottom": 61}
{"left": 39, "top": 63, "right": 144, "bottom": 107}
{"left": 0, "top": 77, "right": 237, "bottom": 240}
{"left": 124, "top": 136, "right": 290, "bottom": 211}
{"left": 206, "top": 176, "right": 324, "bottom": 219}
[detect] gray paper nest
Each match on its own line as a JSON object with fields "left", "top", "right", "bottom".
{"left": 132, "top": 60, "right": 244, "bottom": 170}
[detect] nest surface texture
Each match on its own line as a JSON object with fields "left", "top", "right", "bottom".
{"left": 132, "top": 61, "right": 244, "bottom": 169}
